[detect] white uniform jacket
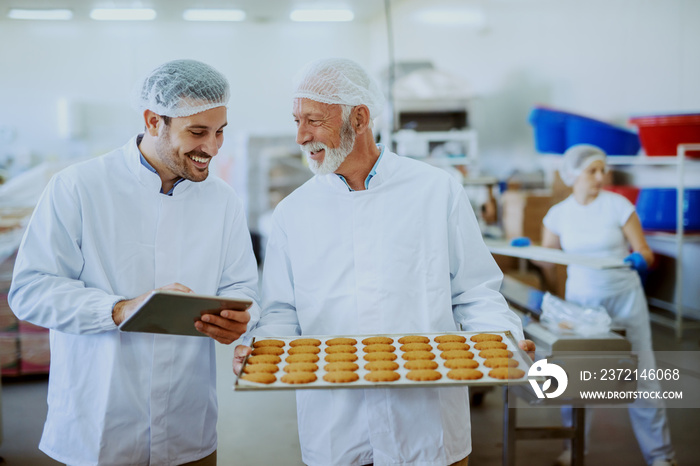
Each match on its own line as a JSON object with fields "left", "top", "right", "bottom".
{"left": 254, "top": 147, "right": 524, "bottom": 466}
{"left": 9, "top": 135, "right": 260, "bottom": 466}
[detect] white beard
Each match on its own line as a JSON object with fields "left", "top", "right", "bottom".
{"left": 301, "top": 120, "right": 356, "bottom": 175}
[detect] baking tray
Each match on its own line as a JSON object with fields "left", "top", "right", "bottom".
{"left": 234, "top": 331, "right": 534, "bottom": 390}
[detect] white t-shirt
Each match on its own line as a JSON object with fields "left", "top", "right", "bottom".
{"left": 543, "top": 190, "right": 637, "bottom": 296}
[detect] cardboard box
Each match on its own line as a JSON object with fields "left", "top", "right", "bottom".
{"left": 0, "top": 332, "right": 19, "bottom": 376}
{"left": 19, "top": 331, "right": 50, "bottom": 374}
{"left": 0, "top": 293, "right": 18, "bottom": 332}
{"left": 500, "top": 190, "right": 553, "bottom": 243}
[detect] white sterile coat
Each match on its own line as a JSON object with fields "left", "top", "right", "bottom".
{"left": 254, "top": 147, "right": 523, "bottom": 466}
{"left": 9, "top": 136, "right": 260, "bottom": 466}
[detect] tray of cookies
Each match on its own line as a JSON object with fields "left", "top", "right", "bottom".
{"left": 234, "top": 331, "right": 533, "bottom": 390}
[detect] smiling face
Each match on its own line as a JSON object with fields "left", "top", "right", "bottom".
{"left": 293, "top": 98, "right": 355, "bottom": 175}
{"left": 153, "top": 106, "right": 227, "bottom": 185}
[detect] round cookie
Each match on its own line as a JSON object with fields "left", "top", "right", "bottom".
{"left": 363, "top": 344, "right": 396, "bottom": 353}
{"left": 479, "top": 349, "right": 513, "bottom": 359}
{"left": 364, "top": 361, "right": 400, "bottom": 371}
{"left": 402, "top": 351, "right": 435, "bottom": 361}
{"left": 288, "top": 345, "right": 321, "bottom": 355}
{"left": 243, "top": 363, "right": 278, "bottom": 374}
{"left": 474, "top": 341, "right": 508, "bottom": 351}
{"left": 400, "top": 342, "right": 432, "bottom": 352}
{"left": 362, "top": 336, "right": 394, "bottom": 345}
{"left": 286, "top": 353, "right": 319, "bottom": 364}
{"left": 447, "top": 369, "right": 484, "bottom": 381}
{"left": 364, "top": 370, "right": 400, "bottom": 382}
{"left": 326, "top": 345, "right": 357, "bottom": 354}
{"left": 324, "top": 362, "right": 359, "bottom": 372}
{"left": 252, "top": 346, "right": 284, "bottom": 356}
{"left": 404, "top": 360, "right": 438, "bottom": 370}
{"left": 398, "top": 335, "right": 430, "bottom": 344}
{"left": 252, "top": 339, "right": 285, "bottom": 348}
{"left": 241, "top": 373, "right": 276, "bottom": 384}
{"left": 470, "top": 333, "right": 503, "bottom": 343}
{"left": 289, "top": 338, "right": 322, "bottom": 347}
{"left": 484, "top": 358, "right": 519, "bottom": 368}
{"left": 247, "top": 355, "right": 282, "bottom": 365}
{"left": 283, "top": 362, "right": 318, "bottom": 373}
{"left": 434, "top": 334, "right": 467, "bottom": 344}
{"left": 488, "top": 367, "right": 525, "bottom": 380}
{"left": 326, "top": 337, "right": 357, "bottom": 346}
{"left": 364, "top": 352, "right": 398, "bottom": 362}
{"left": 437, "top": 342, "right": 470, "bottom": 352}
{"left": 281, "top": 372, "right": 317, "bottom": 384}
{"left": 444, "top": 359, "right": 480, "bottom": 369}
{"left": 406, "top": 369, "right": 442, "bottom": 381}
{"left": 325, "top": 353, "right": 358, "bottom": 363}
{"left": 440, "top": 350, "right": 475, "bottom": 360}
{"left": 323, "top": 371, "right": 359, "bottom": 383}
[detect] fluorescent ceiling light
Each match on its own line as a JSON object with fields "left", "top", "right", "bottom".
{"left": 7, "top": 9, "right": 73, "bottom": 20}
{"left": 414, "top": 8, "right": 486, "bottom": 26}
{"left": 290, "top": 9, "right": 354, "bottom": 22}
{"left": 89, "top": 8, "right": 157, "bottom": 21}
{"left": 183, "top": 9, "right": 246, "bottom": 22}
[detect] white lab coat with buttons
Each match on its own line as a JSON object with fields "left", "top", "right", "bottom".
{"left": 254, "top": 147, "right": 523, "bottom": 466}
{"left": 9, "top": 135, "right": 260, "bottom": 466}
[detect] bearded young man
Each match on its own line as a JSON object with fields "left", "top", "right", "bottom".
{"left": 10, "top": 59, "right": 260, "bottom": 466}
{"left": 234, "top": 58, "right": 534, "bottom": 466}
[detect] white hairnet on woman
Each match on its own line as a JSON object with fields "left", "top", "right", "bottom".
{"left": 560, "top": 144, "right": 608, "bottom": 186}
{"left": 136, "top": 59, "right": 230, "bottom": 117}
{"left": 292, "top": 57, "right": 384, "bottom": 120}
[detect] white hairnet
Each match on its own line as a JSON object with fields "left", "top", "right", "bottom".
{"left": 560, "top": 144, "right": 608, "bottom": 186}
{"left": 136, "top": 59, "right": 230, "bottom": 118}
{"left": 292, "top": 58, "right": 384, "bottom": 119}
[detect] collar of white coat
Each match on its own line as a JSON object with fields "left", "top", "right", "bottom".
{"left": 333, "top": 143, "right": 388, "bottom": 192}
{"left": 126, "top": 134, "right": 194, "bottom": 196}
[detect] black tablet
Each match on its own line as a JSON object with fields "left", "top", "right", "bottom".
{"left": 118, "top": 290, "right": 253, "bottom": 337}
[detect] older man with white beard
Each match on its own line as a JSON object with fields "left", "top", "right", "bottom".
{"left": 235, "top": 58, "right": 534, "bottom": 466}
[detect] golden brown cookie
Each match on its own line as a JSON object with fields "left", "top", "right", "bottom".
{"left": 398, "top": 335, "right": 430, "bottom": 344}
{"left": 402, "top": 351, "right": 435, "bottom": 361}
{"left": 288, "top": 345, "right": 321, "bottom": 355}
{"left": 470, "top": 333, "right": 503, "bottom": 343}
{"left": 479, "top": 349, "right": 513, "bottom": 359}
{"left": 400, "top": 342, "right": 432, "bottom": 352}
{"left": 324, "top": 362, "right": 359, "bottom": 372}
{"left": 247, "top": 355, "right": 282, "bottom": 365}
{"left": 406, "top": 369, "right": 442, "bottom": 381}
{"left": 364, "top": 352, "right": 398, "bottom": 362}
{"left": 325, "top": 345, "right": 357, "bottom": 354}
{"left": 281, "top": 372, "right": 317, "bottom": 384}
{"left": 241, "top": 373, "right": 276, "bottom": 384}
{"left": 252, "top": 339, "right": 285, "bottom": 348}
{"left": 437, "top": 342, "right": 470, "bottom": 352}
{"left": 289, "top": 338, "right": 322, "bottom": 347}
{"left": 440, "top": 350, "right": 475, "bottom": 360}
{"left": 484, "top": 358, "right": 519, "bottom": 368}
{"left": 444, "top": 359, "right": 480, "bottom": 369}
{"left": 488, "top": 367, "right": 525, "bottom": 380}
{"left": 286, "top": 353, "right": 320, "bottom": 364}
{"left": 363, "top": 344, "right": 396, "bottom": 353}
{"left": 364, "top": 370, "right": 401, "bottom": 382}
{"left": 323, "top": 371, "right": 359, "bottom": 383}
{"left": 325, "top": 353, "right": 358, "bottom": 363}
{"left": 364, "top": 361, "right": 400, "bottom": 371}
{"left": 404, "top": 360, "right": 439, "bottom": 370}
{"left": 326, "top": 337, "right": 357, "bottom": 346}
{"left": 434, "top": 334, "right": 467, "bottom": 344}
{"left": 361, "top": 336, "right": 394, "bottom": 345}
{"left": 474, "top": 341, "right": 508, "bottom": 351}
{"left": 243, "top": 363, "right": 278, "bottom": 374}
{"left": 283, "top": 362, "right": 318, "bottom": 373}
{"left": 447, "top": 369, "right": 484, "bottom": 381}
{"left": 252, "top": 346, "right": 284, "bottom": 356}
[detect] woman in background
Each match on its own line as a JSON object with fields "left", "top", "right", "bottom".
{"left": 541, "top": 144, "right": 676, "bottom": 466}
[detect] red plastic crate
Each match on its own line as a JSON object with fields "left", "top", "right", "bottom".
{"left": 629, "top": 113, "right": 700, "bottom": 157}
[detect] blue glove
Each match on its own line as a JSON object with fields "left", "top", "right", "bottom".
{"left": 624, "top": 252, "right": 647, "bottom": 274}
{"left": 510, "top": 237, "right": 531, "bottom": 247}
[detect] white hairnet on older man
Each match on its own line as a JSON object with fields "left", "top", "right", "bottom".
{"left": 560, "top": 144, "right": 608, "bottom": 186}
